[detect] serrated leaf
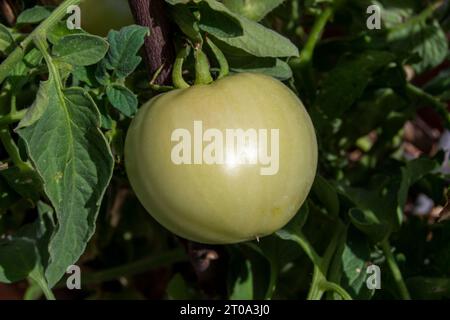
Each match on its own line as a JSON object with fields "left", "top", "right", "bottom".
{"left": 388, "top": 20, "right": 448, "bottom": 74}
{"left": 16, "top": 6, "right": 51, "bottom": 24}
{"left": 102, "top": 25, "right": 149, "bottom": 78}
{"left": 106, "top": 84, "right": 138, "bottom": 117}
{"left": 17, "top": 78, "right": 114, "bottom": 287}
{"left": 53, "top": 34, "right": 109, "bottom": 66}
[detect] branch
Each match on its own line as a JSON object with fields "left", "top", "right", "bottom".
{"left": 127, "top": 0, "right": 175, "bottom": 85}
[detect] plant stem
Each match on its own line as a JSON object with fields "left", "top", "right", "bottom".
{"left": 321, "top": 281, "right": 352, "bottom": 300}
{"left": 0, "top": 125, "right": 31, "bottom": 172}
{"left": 307, "top": 223, "right": 347, "bottom": 300}
{"left": 264, "top": 261, "right": 278, "bottom": 300}
{"left": 290, "top": 6, "right": 334, "bottom": 102}
{"left": 288, "top": 231, "right": 322, "bottom": 267}
{"left": 30, "top": 276, "right": 56, "bottom": 300}
{"left": 0, "top": 109, "right": 27, "bottom": 125}
{"left": 299, "top": 7, "right": 334, "bottom": 67}
{"left": 405, "top": 83, "right": 450, "bottom": 128}
{"left": 381, "top": 239, "right": 411, "bottom": 300}
{"left": 0, "top": 0, "right": 82, "bottom": 85}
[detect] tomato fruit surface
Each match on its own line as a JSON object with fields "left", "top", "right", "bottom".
{"left": 79, "top": 0, "right": 134, "bottom": 36}
{"left": 125, "top": 73, "right": 318, "bottom": 244}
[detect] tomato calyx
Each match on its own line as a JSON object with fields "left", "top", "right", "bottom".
{"left": 170, "top": 38, "right": 230, "bottom": 89}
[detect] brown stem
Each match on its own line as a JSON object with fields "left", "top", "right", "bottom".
{"left": 127, "top": 0, "right": 175, "bottom": 85}
{"left": 0, "top": 0, "right": 19, "bottom": 26}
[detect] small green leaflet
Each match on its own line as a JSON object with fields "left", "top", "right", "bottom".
{"left": 16, "top": 6, "right": 52, "bottom": 24}
{"left": 106, "top": 84, "right": 138, "bottom": 117}
{"left": 101, "top": 25, "right": 149, "bottom": 79}
{"left": 52, "top": 34, "right": 109, "bottom": 66}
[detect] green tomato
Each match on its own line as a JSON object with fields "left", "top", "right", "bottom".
{"left": 79, "top": 0, "right": 134, "bottom": 36}
{"left": 222, "top": 0, "right": 270, "bottom": 21}
{"left": 125, "top": 73, "right": 318, "bottom": 244}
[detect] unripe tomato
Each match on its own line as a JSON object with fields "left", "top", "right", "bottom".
{"left": 222, "top": 0, "right": 269, "bottom": 21}
{"left": 125, "top": 73, "right": 318, "bottom": 244}
{"left": 79, "top": 0, "right": 134, "bottom": 36}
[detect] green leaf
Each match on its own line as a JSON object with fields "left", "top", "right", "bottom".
{"left": 16, "top": 80, "right": 51, "bottom": 129}
{"left": 230, "top": 58, "right": 292, "bottom": 80}
{"left": 198, "top": 2, "right": 243, "bottom": 38}
{"left": 199, "top": 0, "right": 298, "bottom": 57}
{"left": 16, "top": 6, "right": 51, "bottom": 25}
{"left": 388, "top": 20, "right": 448, "bottom": 74}
{"left": 348, "top": 208, "right": 390, "bottom": 243}
{"left": 47, "top": 22, "right": 85, "bottom": 46}
{"left": 315, "top": 51, "right": 395, "bottom": 119}
{"left": 222, "top": 0, "right": 286, "bottom": 21}
{"left": 340, "top": 229, "right": 375, "bottom": 299}
{"left": 170, "top": 5, "right": 202, "bottom": 42}
{"left": 106, "top": 84, "right": 138, "bottom": 117}
{"left": 0, "top": 237, "right": 39, "bottom": 283}
{"left": 102, "top": 25, "right": 149, "bottom": 78}
{"left": 17, "top": 79, "right": 114, "bottom": 287}
{"left": 53, "top": 34, "right": 109, "bottom": 66}
{"left": 229, "top": 259, "right": 253, "bottom": 300}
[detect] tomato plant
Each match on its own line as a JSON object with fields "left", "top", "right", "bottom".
{"left": 0, "top": 0, "right": 449, "bottom": 302}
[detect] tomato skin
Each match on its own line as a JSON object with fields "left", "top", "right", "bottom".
{"left": 79, "top": 0, "right": 134, "bottom": 36}
{"left": 125, "top": 73, "right": 318, "bottom": 244}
